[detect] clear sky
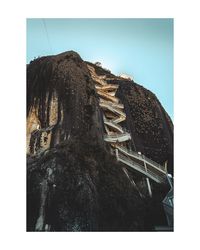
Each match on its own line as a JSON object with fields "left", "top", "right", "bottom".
{"left": 27, "top": 18, "right": 173, "bottom": 120}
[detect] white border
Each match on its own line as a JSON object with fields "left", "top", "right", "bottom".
{"left": 0, "top": 0, "right": 200, "bottom": 250}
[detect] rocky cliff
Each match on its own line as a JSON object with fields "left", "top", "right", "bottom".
{"left": 27, "top": 51, "right": 173, "bottom": 231}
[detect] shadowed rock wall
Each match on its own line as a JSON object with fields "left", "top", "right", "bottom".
{"left": 27, "top": 51, "right": 173, "bottom": 231}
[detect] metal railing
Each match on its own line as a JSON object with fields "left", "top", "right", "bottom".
{"left": 99, "top": 99, "right": 124, "bottom": 109}
{"left": 116, "top": 145, "right": 166, "bottom": 173}
{"left": 117, "top": 152, "right": 166, "bottom": 184}
{"left": 99, "top": 102, "right": 126, "bottom": 118}
{"left": 103, "top": 118, "right": 124, "bottom": 133}
{"left": 104, "top": 132, "right": 131, "bottom": 143}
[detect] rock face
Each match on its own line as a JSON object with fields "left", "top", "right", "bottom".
{"left": 27, "top": 51, "right": 173, "bottom": 231}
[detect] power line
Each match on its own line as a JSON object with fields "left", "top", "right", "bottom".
{"left": 42, "top": 19, "right": 53, "bottom": 54}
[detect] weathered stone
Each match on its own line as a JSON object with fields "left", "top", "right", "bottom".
{"left": 27, "top": 51, "right": 173, "bottom": 231}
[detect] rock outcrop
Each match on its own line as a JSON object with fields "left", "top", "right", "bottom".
{"left": 27, "top": 51, "right": 173, "bottom": 231}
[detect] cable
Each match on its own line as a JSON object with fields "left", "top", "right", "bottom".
{"left": 42, "top": 19, "right": 53, "bottom": 54}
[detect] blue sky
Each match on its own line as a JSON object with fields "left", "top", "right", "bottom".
{"left": 27, "top": 18, "right": 173, "bottom": 120}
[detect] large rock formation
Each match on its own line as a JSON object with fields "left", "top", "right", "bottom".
{"left": 27, "top": 51, "right": 173, "bottom": 231}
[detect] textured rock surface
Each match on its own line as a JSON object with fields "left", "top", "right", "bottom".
{"left": 27, "top": 51, "right": 173, "bottom": 231}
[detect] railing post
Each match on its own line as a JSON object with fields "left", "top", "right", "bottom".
{"left": 146, "top": 177, "right": 152, "bottom": 197}
{"left": 116, "top": 148, "right": 119, "bottom": 161}
{"left": 143, "top": 154, "right": 152, "bottom": 197}
{"left": 164, "top": 160, "right": 168, "bottom": 173}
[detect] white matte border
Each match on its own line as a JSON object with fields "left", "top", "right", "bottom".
{"left": 0, "top": 0, "right": 200, "bottom": 250}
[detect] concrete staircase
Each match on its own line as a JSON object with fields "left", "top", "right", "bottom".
{"left": 88, "top": 64, "right": 168, "bottom": 189}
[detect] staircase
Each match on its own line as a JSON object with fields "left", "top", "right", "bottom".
{"left": 88, "top": 64, "right": 168, "bottom": 186}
